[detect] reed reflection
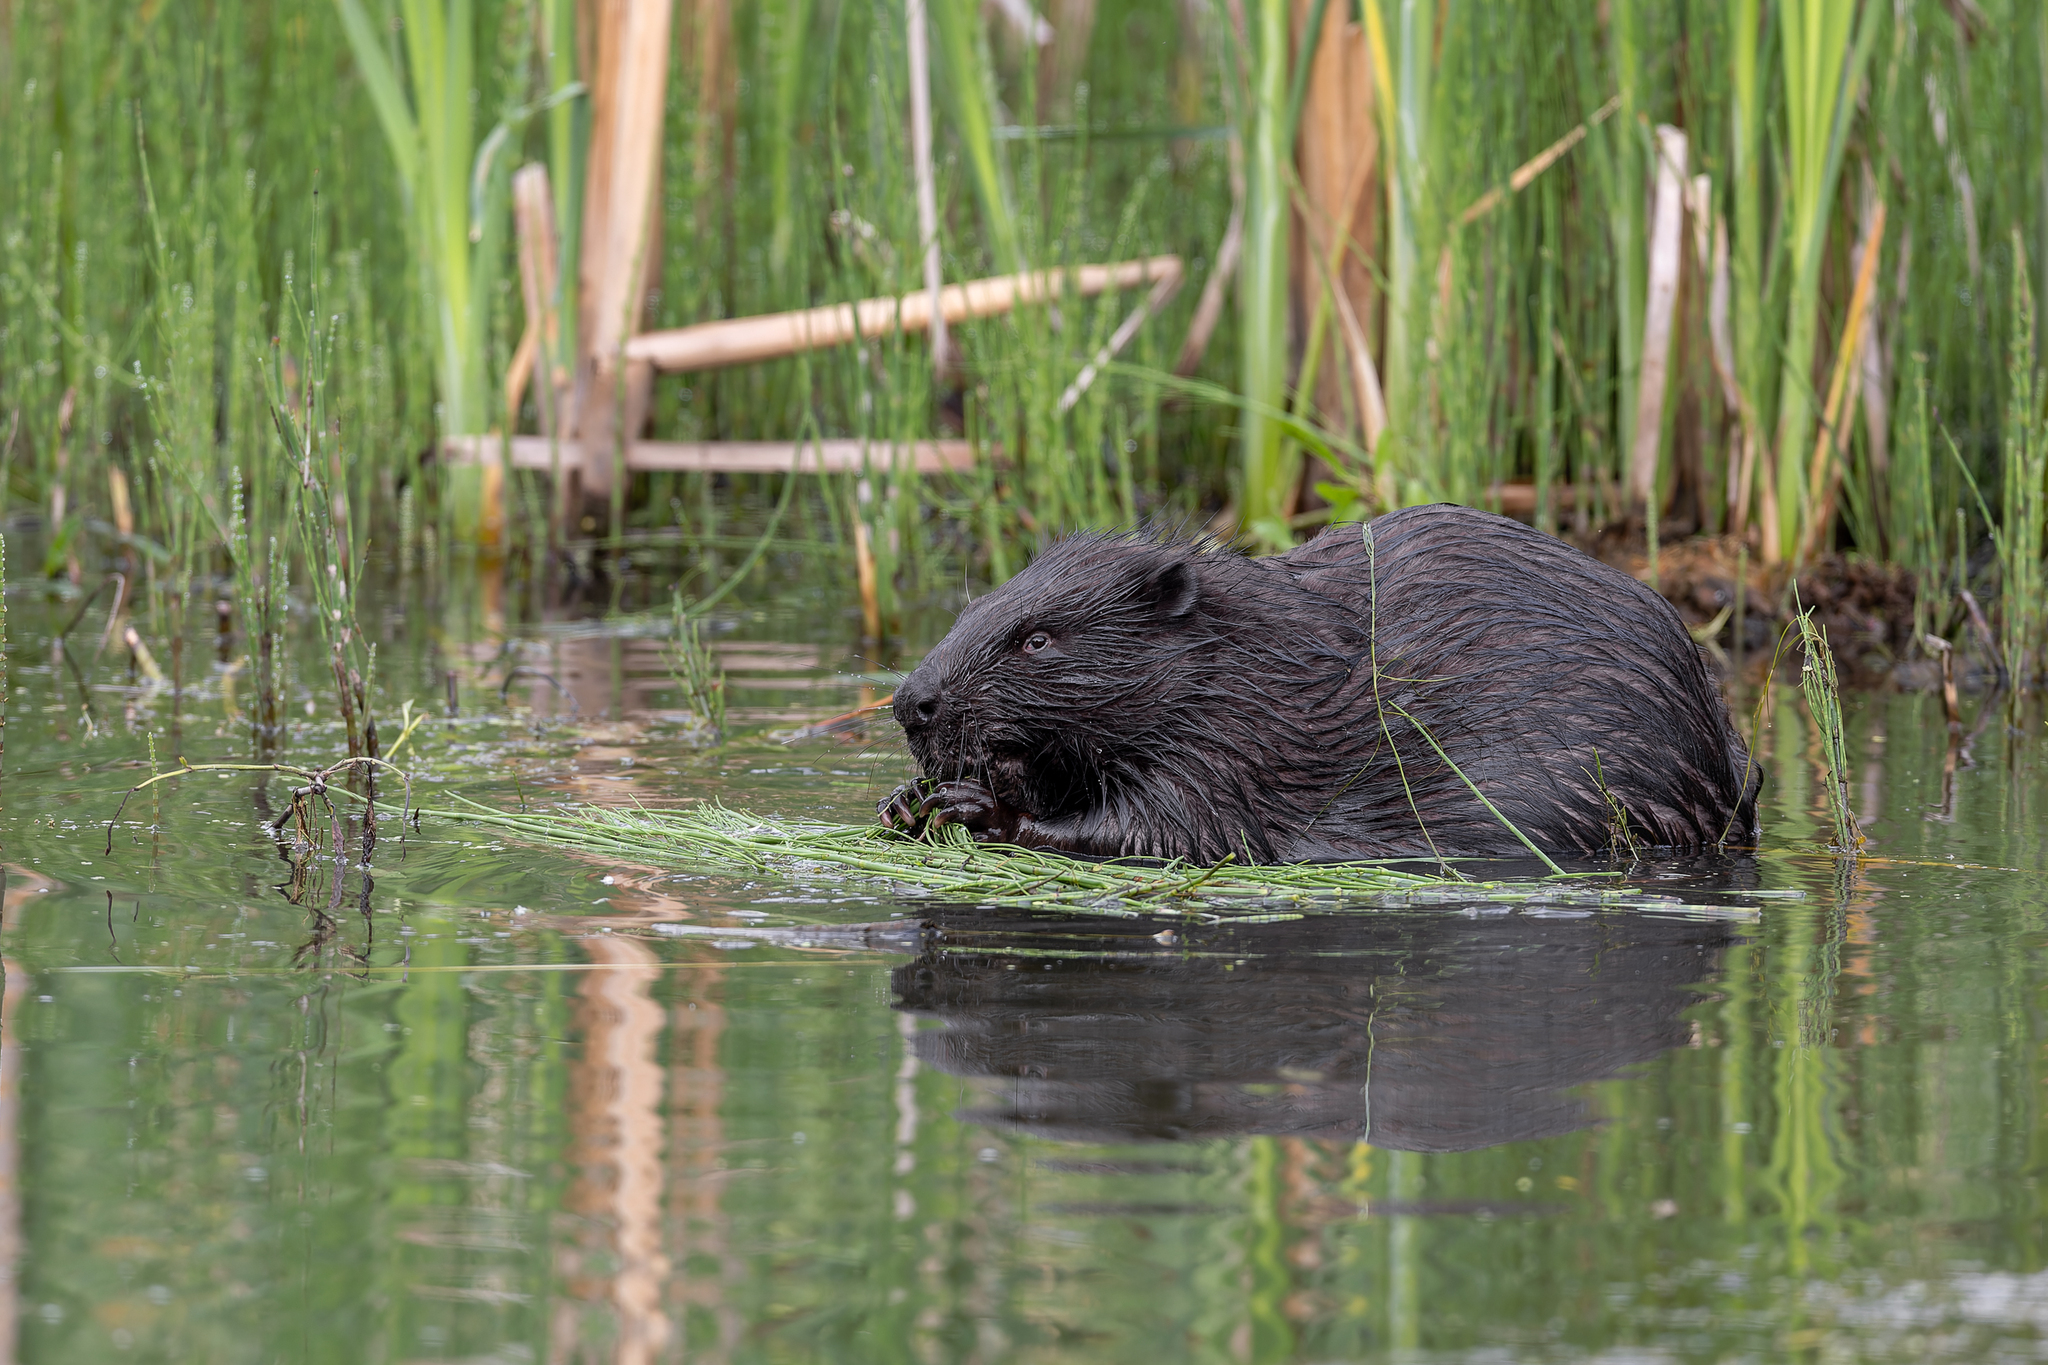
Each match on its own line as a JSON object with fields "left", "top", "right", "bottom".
{"left": 556, "top": 936, "right": 671, "bottom": 1365}
{"left": 894, "top": 903, "right": 1744, "bottom": 1153}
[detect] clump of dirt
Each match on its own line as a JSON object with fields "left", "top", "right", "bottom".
{"left": 1588, "top": 534, "right": 1919, "bottom": 683}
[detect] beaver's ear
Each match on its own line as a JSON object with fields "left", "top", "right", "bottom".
{"left": 1139, "top": 559, "right": 1200, "bottom": 621}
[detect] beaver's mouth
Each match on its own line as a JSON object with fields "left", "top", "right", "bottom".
{"left": 985, "top": 742, "right": 1103, "bottom": 820}
{"left": 982, "top": 750, "right": 1038, "bottom": 811}
{"left": 906, "top": 732, "right": 1061, "bottom": 819}
{"left": 907, "top": 717, "right": 1107, "bottom": 821}
{"left": 903, "top": 716, "right": 985, "bottom": 781}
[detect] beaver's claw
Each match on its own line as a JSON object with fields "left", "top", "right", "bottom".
{"left": 878, "top": 778, "right": 1009, "bottom": 840}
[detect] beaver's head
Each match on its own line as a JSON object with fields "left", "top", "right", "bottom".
{"left": 891, "top": 534, "right": 1209, "bottom": 819}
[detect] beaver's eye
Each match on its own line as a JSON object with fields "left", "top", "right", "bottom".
{"left": 1022, "top": 632, "right": 1050, "bottom": 654}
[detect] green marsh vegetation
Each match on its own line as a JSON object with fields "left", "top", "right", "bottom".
{"left": 9, "top": 12, "right": 2048, "bottom": 1360}
{"left": 1, "top": 0, "right": 2044, "bottom": 683}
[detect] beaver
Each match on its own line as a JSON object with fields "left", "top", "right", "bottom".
{"left": 879, "top": 503, "right": 1759, "bottom": 862}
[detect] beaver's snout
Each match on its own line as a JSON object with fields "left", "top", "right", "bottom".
{"left": 893, "top": 668, "right": 943, "bottom": 736}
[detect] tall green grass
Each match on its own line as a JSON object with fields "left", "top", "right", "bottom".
{"left": 1, "top": 0, "right": 2046, "bottom": 691}
{"left": 1997, "top": 234, "right": 2045, "bottom": 689}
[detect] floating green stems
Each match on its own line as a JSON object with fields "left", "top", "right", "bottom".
{"left": 426, "top": 799, "right": 1753, "bottom": 920}
{"left": 1793, "top": 605, "right": 1863, "bottom": 854}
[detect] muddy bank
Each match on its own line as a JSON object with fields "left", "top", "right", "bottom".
{"left": 1582, "top": 533, "right": 1941, "bottom": 688}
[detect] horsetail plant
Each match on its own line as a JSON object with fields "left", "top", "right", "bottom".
{"left": 1793, "top": 605, "right": 1863, "bottom": 854}
{"left": 666, "top": 587, "right": 727, "bottom": 745}
{"left": 266, "top": 246, "right": 377, "bottom": 761}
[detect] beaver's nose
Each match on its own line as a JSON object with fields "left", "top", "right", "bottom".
{"left": 894, "top": 673, "right": 941, "bottom": 729}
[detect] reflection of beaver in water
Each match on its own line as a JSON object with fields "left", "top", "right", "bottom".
{"left": 894, "top": 901, "right": 1743, "bottom": 1151}
{"left": 881, "top": 503, "right": 1759, "bottom": 862}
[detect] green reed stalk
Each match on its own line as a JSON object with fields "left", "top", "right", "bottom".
{"left": 1715, "top": 933, "right": 1756, "bottom": 1222}
{"left": 541, "top": 0, "right": 582, "bottom": 371}
{"left": 1239, "top": 0, "right": 1292, "bottom": 548}
{"left": 765, "top": 0, "right": 817, "bottom": 277}
{"left": 931, "top": 0, "right": 1022, "bottom": 271}
{"left": 1246, "top": 1136, "right": 1295, "bottom": 1358}
{"left": 137, "top": 116, "right": 233, "bottom": 720}
{"left": 1770, "top": 0, "right": 1880, "bottom": 563}
{"left": 1361, "top": 0, "right": 1430, "bottom": 500}
{"left": 1604, "top": 0, "right": 1644, "bottom": 471}
{"left": 1761, "top": 902, "right": 1847, "bottom": 1275}
{"left": 2000, "top": 231, "right": 2045, "bottom": 693}
{"left": 1892, "top": 356, "right": 1938, "bottom": 582}
{"left": 334, "top": 0, "right": 490, "bottom": 435}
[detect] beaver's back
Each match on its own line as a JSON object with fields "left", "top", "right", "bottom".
{"left": 1270, "top": 505, "right": 1757, "bottom": 856}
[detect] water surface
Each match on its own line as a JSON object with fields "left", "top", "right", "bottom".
{"left": 3, "top": 555, "right": 2046, "bottom": 1363}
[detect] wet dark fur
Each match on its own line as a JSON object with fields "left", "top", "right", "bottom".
{"left": 883, "top": 503, "right": 1760, "bottom": 862}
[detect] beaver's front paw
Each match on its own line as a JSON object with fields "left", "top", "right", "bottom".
{"left": 877, "top": 778, "right": 1019, "bottom": 841}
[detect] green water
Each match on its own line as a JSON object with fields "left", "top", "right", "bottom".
{"left": 2, "top": 559, "right": 2046, "bottom": 1364}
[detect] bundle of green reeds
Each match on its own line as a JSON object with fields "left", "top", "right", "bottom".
{"left": 431, "top": 796, "right": 1760, "bottom": 920}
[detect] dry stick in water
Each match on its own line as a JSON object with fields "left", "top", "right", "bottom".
{"left": 1709, "top": 214, "right": 1767, "bottom": 540}
{"left": 624, "top": 258, "right": 1180, "bottom": 371}
{"left": 510, "top": 163, "right": 568, "bottom": 545}
{"left": 575, "top": 0, "right": 671, "bottom": 515}
{"left": 1922, "top": 633, "right": 1963, "bottom": 732}
{"left": 853, "top": 520, "right": 883, "bottom": 642}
